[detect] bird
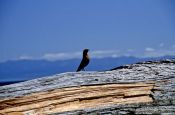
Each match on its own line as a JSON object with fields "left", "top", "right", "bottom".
{"left": 76, "top": 49, "right": 90, "bottom": 72}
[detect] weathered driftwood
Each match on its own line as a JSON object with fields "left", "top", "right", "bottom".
{"left": 0, "top": 59, "right": 175, "bottom": 114}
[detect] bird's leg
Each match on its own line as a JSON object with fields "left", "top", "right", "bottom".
{"left": 83, "top": 68, "right": 85, "bottom": 71}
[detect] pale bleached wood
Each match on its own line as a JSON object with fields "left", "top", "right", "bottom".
{"left": 0, "top": 83, "right": 154, "bottom": 115}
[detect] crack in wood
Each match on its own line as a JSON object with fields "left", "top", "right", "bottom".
{"left": 0, "top": 83, "right": 154, "bottom": 115}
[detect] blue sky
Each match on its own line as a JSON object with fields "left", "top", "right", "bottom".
{"left": 0, "top": 0, "right": 175, "bottom": 62}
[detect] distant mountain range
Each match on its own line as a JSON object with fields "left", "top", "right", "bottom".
{"left": 0, "top": 55, "right": 174, "bottom": 83}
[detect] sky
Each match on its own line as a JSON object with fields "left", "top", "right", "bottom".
{"left": 0, "top": 0, "right": 175, "bottom": 62}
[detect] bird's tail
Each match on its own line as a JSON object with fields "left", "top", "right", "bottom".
{"left": 76, "top": 68, "right": 81, "bottom": 72}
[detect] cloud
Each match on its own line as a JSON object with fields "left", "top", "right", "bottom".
{"left": 127, "top": 49, "right": 135, "bottom": 52}
{"left": 16, "top": 48, "right": 175, "bottom": 61}
{"left": 19, "top": 55, "right": 34, "bottom": 60}
{"left": 172, "top": 44, "right": 175, "bottom": 49}
{"left": 90, "top": 50, "right": 120, "bottom": 58}
{"left": 145, "top": 47, "right": 155, "bottom": 52}
{"left": 40, "top": 50, "right": 121, "bottom": 61}
{"left": 143, "top": 49, "right": 175, "bottom": 57}
{"left": 42, "top": 52, "right": 81, "bottom": 61}
{"left": 159, "top": 43, "right": 164, "bottom": 47}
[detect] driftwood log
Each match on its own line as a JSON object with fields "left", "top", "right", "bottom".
{"left": 0, "top": 59, "right": 175, "bottom": 114}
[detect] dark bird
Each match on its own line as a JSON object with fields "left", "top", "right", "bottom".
{"left": 76, "top": 49, "right": 90, "bottom": 72}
